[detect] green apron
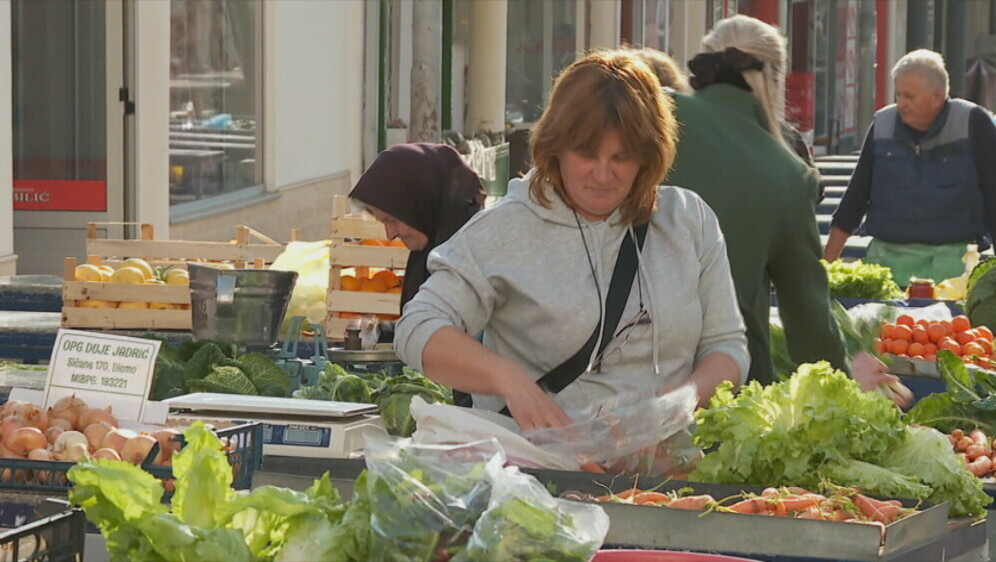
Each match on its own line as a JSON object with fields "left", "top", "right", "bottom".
{"left": 865, "top": 239, "right": 967, "bottom": 287}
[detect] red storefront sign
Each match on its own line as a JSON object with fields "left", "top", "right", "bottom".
{"left": 785, "top": 71, "right": 816, "bottom": 133}
{"left": 12, "top": 179, "right": 106, "bottom": 211}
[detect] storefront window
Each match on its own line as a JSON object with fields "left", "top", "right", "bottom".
{"left": 505, "top": 0, "right": 577, "bottom": 125}
{"left": 628, "top": 0, "right": 670, "bottom": 50}
{"left": 169, "top": 0, "right": 262, "bottom": 206}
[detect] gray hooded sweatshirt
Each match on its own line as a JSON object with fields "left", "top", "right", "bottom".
{"left": 394, "top": 173, "right": 749, "bottom": 414}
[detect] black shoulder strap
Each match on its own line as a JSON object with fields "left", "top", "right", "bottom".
{"left": 496, "top": 222, "right": 649, "bottom": 416}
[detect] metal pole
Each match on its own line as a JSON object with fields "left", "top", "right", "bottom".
{"left": 410, "top": 0, "right": 441, "bottom": 143}
{"left": 945, "top": 0, "right": 967, "bottom": 99}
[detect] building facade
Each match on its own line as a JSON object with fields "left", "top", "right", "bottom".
{"left": 1, "top": 0, "right": 994, "bottom": 276}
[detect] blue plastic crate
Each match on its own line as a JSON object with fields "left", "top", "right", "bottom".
{"left": 0, "top": 422, "right": 262, "bottom": 493}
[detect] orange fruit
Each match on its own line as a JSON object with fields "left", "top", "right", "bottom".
{"left": 360, "top": 239, "right": 388, "bottom": 246}
{"left": 927, "top": 323, "right": 947, "bottom": 343}
{"left": 907, "top": 342, "right": 925, "bottom": 357}
{"left": 387, "top": 287, "right": 402, "bottom": 294}
{"left": 879, "top": 323, "right": 894, "bottom": 339}
{"left": 372, "top": 269, "right": 400, "bottom": 288}
{"left": 915, "top": 318, "right": 930, "bottom": 327}
{"left": 962, "top": 342, "right": 986, "bottom": 357}
{"left": 340, "top": 275, "right": 361, "bottom": 291}
{"left": 874, "top": 339, "right": 886, "bottom": 353}
{"left": 891, "top": 324, "right": 913, "bottom": 342}
{"left": 889, "top": 339, "right": 909, "bottom": 356}
{"left": 952, "top": 315, "right": 971, "bottom": 334}
{"left": 338, "top": 312, "right": 364, "bottom": 319}
{"left": 389, "top": 239, "right": 407, "bottom": 248}
{"left": 956, "top": 331, "right": 976, "bottom": 346}
{"left": 938, "top": 338, "right": 962, "bottom": 356}
{"left": 361, "top": 278, "right": 389, "bottom": 292}
{"left": 923, "top": 353, "right": 937, "bottom": 361}
{"left": 923, "top": 342, "right": 938, "bottom": 356}
{"left": 376, "top": 313, "right": 400, "bottom": 321}
{"left": 941, "top": 320, "right": 954, "bottom": 336}
{"left": 976, "top": 326, "right": 994, "bottom": 342}
{"left": 978, "top": 340, "right": 993, "bottom": 356}
{"left": 896, "top": 314, "right": 915, "bottom": 327}
{"left": 912, "top": 326, "right": 930, "bottom": 344}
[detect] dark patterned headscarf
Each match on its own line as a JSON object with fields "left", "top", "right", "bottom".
{"left": 349, "top": 143, "right": 485, "bottom": 309}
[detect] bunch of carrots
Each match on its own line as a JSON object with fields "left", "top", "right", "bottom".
{"left": 949, "top": 428, "right": 996, "bottom": 477}
{"left": 595, "top": 485, "right": 917, "bottom": 528}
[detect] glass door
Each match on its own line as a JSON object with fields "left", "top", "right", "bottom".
{"left": 11, "top": 0, "right": 125, "bottom": 275}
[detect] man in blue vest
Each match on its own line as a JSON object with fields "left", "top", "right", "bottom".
{"left": 824, "top": 49, "right": 996, "bottom": 286}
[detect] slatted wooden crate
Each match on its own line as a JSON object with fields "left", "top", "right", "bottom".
{"left": 86, "top": 222, "right": 286, "bottom": 270}
{"left": 61, "top": 256, "right": 193, "bottom": 330}
{"left": 326, "top": 196, "right": 409, "bottom": 340}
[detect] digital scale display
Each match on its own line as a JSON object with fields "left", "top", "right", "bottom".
{"left": 264, "top": 424, "right": 332, "bottom": 447}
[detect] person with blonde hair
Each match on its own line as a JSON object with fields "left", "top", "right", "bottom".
{"left": 626, "top": 46, "right": 691, "bottom": 93}
{"left": 825, "top": 49, "right": 996, "bottom": 285}
{"left": 665, "top": 15, "right": 899, "bottom": 397}
{"left": 395, "top": 50, "right": 748, "bottom": 431}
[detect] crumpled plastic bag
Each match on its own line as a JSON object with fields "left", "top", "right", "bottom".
{"left": 362, "top": 433, "right": 504, "bottom": 561}
{"left": 411, "top": 385, "right": 702, "bottom": 476}
{"left": 453, "top": 465, "right": 608, "bottom": 562}
{"left": 269, "top": 240, "right": 331, "bottom": 331}
{"left": 525, "top": 384, "right": 701, "bottom": 476}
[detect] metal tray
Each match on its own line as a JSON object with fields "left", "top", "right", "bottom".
{"left": 163, "top": 392, "right": 378, "bottom": 418}
{"left": 328, "top": 349, "right": 399, "bottom": 363}
{"left": 526, "top": 469, "right": 951, "bottom": 561}
{"left": 255, "top": 459, "right": 954, "bottom": 561}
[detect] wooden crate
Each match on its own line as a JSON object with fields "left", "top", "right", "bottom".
{"left": 326, "top": 196, "right": 410, "bottom": 339}
{"left": 85, "top": 222, "right": 287, "bottom": 270}
{"left": 61, "top": 256, "right": 193, "bottom": 330}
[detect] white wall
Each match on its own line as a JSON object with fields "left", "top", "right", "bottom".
{"left": 271, "top": 0, "right": 365, "bottom": 189}
{"left": 0, "top": 0, "right": 13, "bottom": 275}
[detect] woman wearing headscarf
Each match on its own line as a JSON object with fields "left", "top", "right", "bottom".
{"left": 665, "top": 15, "right": 906, "bottom": 404}
{"left": 349, "top": 143, "right": 486, "bottom": 309}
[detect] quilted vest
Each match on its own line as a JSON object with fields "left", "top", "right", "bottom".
{"left": 865, "top": 99, "right": 983, "bottom": 244}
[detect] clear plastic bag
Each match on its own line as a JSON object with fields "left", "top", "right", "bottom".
{"left": 453, "top": 465, "right": 609, "bottom": 562}
{"left": 269, "top": 240, "right": 332, "bottom": 331}
{"left": 362, "top": 433, "right": 504, "bottom": 562}
{"left": 524, "top": 384, "right": 701, "bottom": 476}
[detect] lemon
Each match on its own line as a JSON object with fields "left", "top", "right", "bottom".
{"left": 121, "top": 258, "right": 155, "bottom": 281}
{"left": 144, "top": 279, "right": 166, "bottom": 285}
{"left": 74, "top": 264, "right": 104, "bottom": 282}
{"left": 110, "top": 266, "right": 146, "bottom": 284}
{"left": 78, "top": 299, "right": 118, "bottom": 308}
{"left": 98, "top": 265, "right": 115, "bottom": 275}
{"left": 164, "top": 269, "right": 190, "bottom": 285}
{"left": 118, "top": 301, "right": 149, "bottom": 309}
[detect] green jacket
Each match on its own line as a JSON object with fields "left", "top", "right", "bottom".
{"left": 667, "top": 84, "right": 847, "bottom": 385}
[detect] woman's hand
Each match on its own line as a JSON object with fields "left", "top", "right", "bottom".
{"left": 851, "top": 351, "right": 914, "bottom": 408}
{"left": 496, "top": 368, "right": 573, "bottom": 431}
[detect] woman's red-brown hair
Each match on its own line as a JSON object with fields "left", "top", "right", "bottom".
{"left": 529, "top": 50, "right": 678, "bottom": 225}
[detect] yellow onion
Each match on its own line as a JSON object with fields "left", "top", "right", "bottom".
{"left": 121, "top": 435, "right": 157, "bottom": 465}
{"left": 92, "top": 448, "right": 121, "bottom": 461}
{"left": 5, "top": 427, "right": 46, "bottom": 457}
{"left": 48, "top": 394, "right": 87, "bottom": 428}
{"left": 77, "top": 406, "right": 118, "bottom": 431}
{"left": 83, "top": 422, "right": 115, "bottom": 452}
{"left": 101, "top": 428, "right": 137, "bottom": 454}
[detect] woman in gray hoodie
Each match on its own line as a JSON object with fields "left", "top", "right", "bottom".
{"left": 394, "top": 51, "right": 749, "bottom": 432}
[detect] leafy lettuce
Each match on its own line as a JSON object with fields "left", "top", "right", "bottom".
{"left": 692, "top": 361, "right": 992, "bottom": 518}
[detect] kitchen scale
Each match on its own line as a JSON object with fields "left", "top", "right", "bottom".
{"left": 164, "top": 392, "right": 386, "bottom": 458}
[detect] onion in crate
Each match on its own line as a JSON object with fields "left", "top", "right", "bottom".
{"left": 92, "top": 448, "right": 121, "bottom": 461}
{"left": 83, "top": 422, "right": 115, "bottom": 452}
{"left": 77, "top": 406, "right": 118, "bottom": 431}
{"left": 5, "top": 427, "right": 46, "bottom": 457}
{"left": 121, "top": 435, "right": 157, "bottom": 465}
{"left": 47, "top": 394, "right": 86, "bottom": 429}
{"left": 101, "top": 428, "right": 137, "bottom": 454}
